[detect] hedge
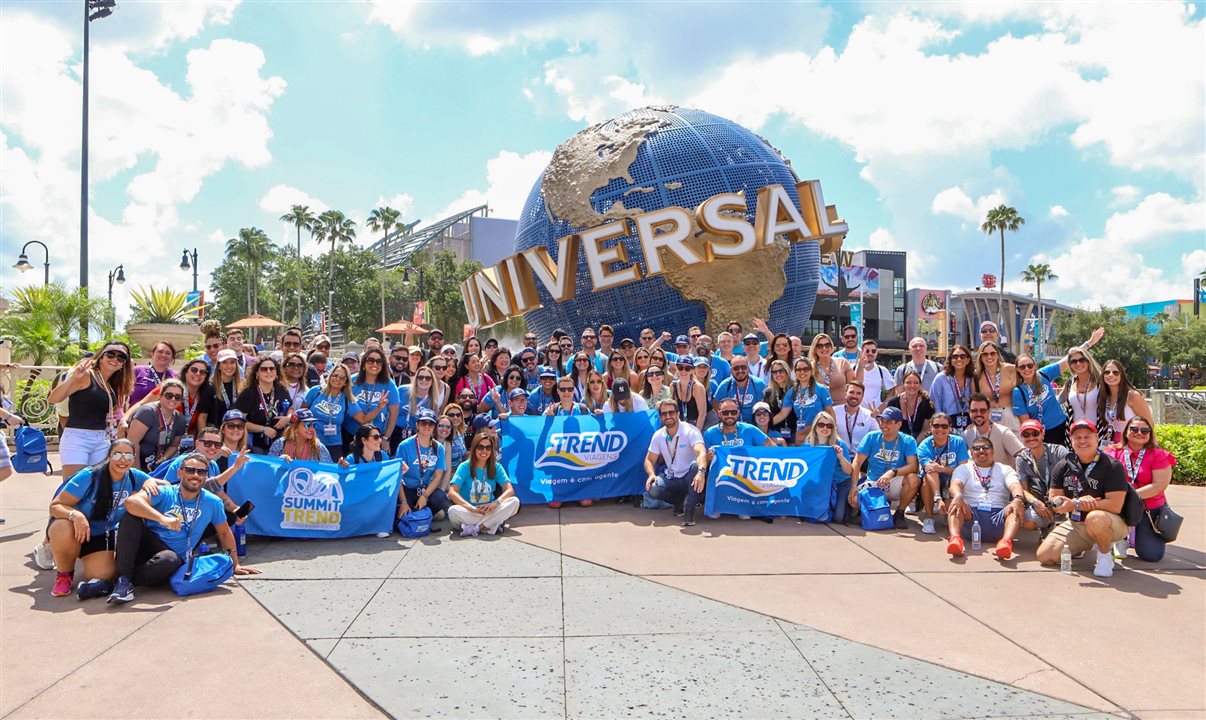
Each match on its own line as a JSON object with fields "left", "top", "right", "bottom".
{"left": 1157, "top": 425, "right": 1206, "bottom": 486}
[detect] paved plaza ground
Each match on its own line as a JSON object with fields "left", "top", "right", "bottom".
{"left": 1, "top": 456, "right": 1202, "bottom": 719}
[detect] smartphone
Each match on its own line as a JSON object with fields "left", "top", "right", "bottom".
{"left": 235, "top": 500, "right": 255, "bottom": 518}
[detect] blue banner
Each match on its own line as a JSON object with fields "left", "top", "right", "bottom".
{"left": 500, "top": 411, "right": 659, "bottom": 504}
{"left": 704, "top": 445, "right": 836, "bottom": 520}
{"left": 225, "top": 456, "right": 401, "bottom": 538}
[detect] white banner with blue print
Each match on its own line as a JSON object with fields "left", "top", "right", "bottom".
{"left": 704, "top": 445, "right": 836, "bottom": 520}
{"left": 500, "top": 411, "right": 659, "bottom": 504}
{"left": 225, "top": 456, "right": 401, "bottom": 538}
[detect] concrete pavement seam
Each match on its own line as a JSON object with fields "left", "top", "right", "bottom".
{"left": 558, "top": 508, "right": 569, "bottom": 720}
{"left": 773, "top": 618, "right": 854, "bottom": 720}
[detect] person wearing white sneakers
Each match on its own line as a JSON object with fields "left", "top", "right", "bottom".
{"left": 1036, "top": 419, "right": 1130, "bottom": 578}
{"left": 447, "top": 433, "right": 520, "bottom": 536}
{"left": 945, "top": 437, "right": 1026, "bottom": 560}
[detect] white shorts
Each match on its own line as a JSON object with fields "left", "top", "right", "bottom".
{"left": 0, "top": 431, "right": 10, "bottom": 469}
{"left": 59, "top": 427, "right": 111, "bottom": 466}
{"left": 885, "top": 475, "right": 905, "bottom": 502}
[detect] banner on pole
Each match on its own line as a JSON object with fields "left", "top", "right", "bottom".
{"left": 499, "top": 411, "right": 659, "bottom": 504}
{"left": 225, "top": 456, "right": 401, "bottom": 538}
{"left": 704, "top": 445, "right": 836, "bottom": 520}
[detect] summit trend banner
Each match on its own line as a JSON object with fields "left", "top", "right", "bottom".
{"left": 704, "top": 445, "right": 836, "bottom": 521}
{"left": 500, "top": 411, "right": 659, "bottom": 504}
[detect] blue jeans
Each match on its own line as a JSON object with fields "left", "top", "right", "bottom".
{"left": 831, "top": 479, "right": 852, "bottom": 524}
{"left": 402, "top": 486, "right": 451, "bottom": 516}
{"left": 1133, "top": 509, "right": 1166, "bottom": 562}
{"left": 649, "top": 462, "right": 700, "bottom": 520}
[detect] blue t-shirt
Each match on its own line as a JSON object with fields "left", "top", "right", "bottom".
{"left": 449, "top": 461, "right": 511, "bottom": 506}
{"left": 783, "top": 383, "right": 834, "bottom": 431}
{"left": 60, "top": 467, "right": 154, "bottom": 536}
{"left": 394, "top": 437, "right": 446, "bottom": 488}
{"left": 713, "top": 376, "right": 767, "bottom": 423}
{"left": 856, "top": 430, "right": 919, "bottom": 481}
{"left": 708, "top": 355, "right": 731, "bottom": 386}
{"left": 703, "top": 422, "right": 768, "bottom": 448}
{"left": 1011, "top": 363, "right": 1065, "bottom": 430}
{"left": 917, "top": 434, "right": 970, "bottom": 470}
{"left": 304, "top": 386, "right": 361, "bottom": 445}
{"left": 347, "top": 378, "right": 399, "bottom": 433}
{"left": 395, "top": 385, "right": 441, "bottom": 432}
{"left": 146, "top": 484, "right": 227, "bottom": 558}
{"left": 153, "top": 456, "right": 221, "bottom": 484}
{"left": 829, "top": 438, "right": 853, "bottom": 484}
{"left": 528, "top": 388, "right": 558, "bottom": 415}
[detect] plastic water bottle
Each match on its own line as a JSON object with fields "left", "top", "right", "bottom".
{"left": 971, "top": 520, "right": 981, "bottom": 551}
{"left": 1060, "top": 544, "right": 1072, "bottom": 574}
{"left": 232, "top": 522, "right": 247, "bottom": 558}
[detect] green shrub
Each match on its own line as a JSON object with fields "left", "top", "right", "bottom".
{"left": 1157, "top": 424, "right": 1206, "bottom": 486}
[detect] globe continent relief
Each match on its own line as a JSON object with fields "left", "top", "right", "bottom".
{"left": 513, "top": 106, "right": 822, "bottom": 342}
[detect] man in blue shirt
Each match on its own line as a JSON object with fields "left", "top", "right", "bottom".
{"left": 915, "top": 412, "right": 969, "bottom": 535}
{"left": 850, "top": 406, "right": 920, "bottom": 529}
{"left": 713, "top": 356, "right": 766, "bottom": 423}
{"left": 109, "top": 453, "right": 259, "bottom": 603}
{"left": 702, "top": 397, "right": 775, "bottom": 521}
{"left": 515, "top": 348, "right": 545, "bottom": 391}
{"left": 695, "top": 335, "right": 730, "bottom": 385}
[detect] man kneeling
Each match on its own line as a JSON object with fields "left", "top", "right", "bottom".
{"left": 108, "top": 453, "right": 259, "bottom": 603}
{"left": 447, "top": 433, "right": 520, "bottom": 537}
{"left": 946, "top": 437, "right": 1026, "bottom": 560}
{"left": 645, "top": 398, "right": 707, "bottom": 527}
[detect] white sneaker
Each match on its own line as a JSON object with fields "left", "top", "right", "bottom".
{"left": 34, "top": 543, "right": 55, "bottom": 570}
{"left": 460, "top": 524, "right": 480, "bottom": 537}
{"left": 921, "top": 518, "right": 936, "bottom": 535}
{"left": 376, "top": 531, "right": 391, "bottom": 538}
{"left": 738, "top": 514, "right": 751, "bottom": 521}
{"left": 706, "top": 513, "right": 720, "bottom": 520}
{"left": 1093, "top": 549, "right": 1115, "bottom": 578}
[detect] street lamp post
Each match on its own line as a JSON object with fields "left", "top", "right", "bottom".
{"left": 107, "top": 264, "right": 125, "bottom": 330}
{"left": 402, "top": 265, "right": 425, "bottom": 324}
{"left": 180, "top": 248, "right": 198, "bottom": 292}
{"left": 80, "top": 0, "right": 116, "bottom": 346}
{"left": 13, "top": 240, "right": 51, "bottom": 286}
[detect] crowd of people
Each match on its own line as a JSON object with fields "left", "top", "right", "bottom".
{"left": 10, "top": 315, "right": 1181, "bottom": 603}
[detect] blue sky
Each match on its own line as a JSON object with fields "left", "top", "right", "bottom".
{"left": 2, "top": 1, "right": 1203, "bottom": 323}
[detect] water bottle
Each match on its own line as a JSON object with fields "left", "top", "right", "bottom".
{"left": 971, "top": 520, "right": 981, "bottom": 551}
{"left": 232, "top": 522, "right": 247, "bottom": 558}
{"left": 1060, "top": 544, "right": 1072, "bottom": 574}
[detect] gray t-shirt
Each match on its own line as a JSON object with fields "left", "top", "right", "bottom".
{"left": 1013, "top": 444, "right": 1069, "bottom": 499}
{"left": 132, "top": 403, "right": 186, "bottom": 467}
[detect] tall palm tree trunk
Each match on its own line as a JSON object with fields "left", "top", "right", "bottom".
{"left": 296, "top": 226, "right": 303, "bottom": 325}
{"left": 380, "top": 234, "right": 388, "bottom": 328}
{"left": 1036, "top": 280, "right": 1043, "bottom": 357}
{"left": 998, "top": 228, "right": 1006, "bottom": 331}
{"left": 328, "top": 239, "right": 336, "bottom": 324}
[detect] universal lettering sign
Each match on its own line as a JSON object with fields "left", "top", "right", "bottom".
{"left": 463, "top": 180, "right": 848, "bottom": 326}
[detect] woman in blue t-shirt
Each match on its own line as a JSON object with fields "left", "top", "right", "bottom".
{"left": 397, "top": 365, "right": 448, "bottom": 438}
{"left": 342, "top": 424, "right": 392, "bottom": 465}
{"left": 1012, "top": 353, "right": 1066, "bottom": 445}
{"left": 46, "top": 438, "right": 165, "bottom": 598}
{"left": 302, "top": 364, "right": 361, "bottom": 459}
{"left": 805, "top": 412, "right": 854, "bottom": 525}
{"left": 779, "top": 359, "right": 834, "bottom": 445}
{"left": 348, "top": 348, "right": 400, "bottom": 441}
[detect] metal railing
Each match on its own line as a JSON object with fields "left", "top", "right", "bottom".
{"left": 2, "top": 365, "right": 69, "bottom": 441}
{"left": 1150, "top": 390, "right": 1206, "bottom": 426}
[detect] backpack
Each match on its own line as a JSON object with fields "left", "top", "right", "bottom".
{"left": 170, "top": 552, "right": 234, "bottom": 597}
{"left": 396, "top": 507, "right": 432, "bottom": 538}
{"left": 857, "top": 482, "right": 894, "bottom": 531}
{"left": 12, "top": 426, "right": 51, "bottom": 474}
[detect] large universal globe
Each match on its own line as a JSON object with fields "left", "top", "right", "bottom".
{"left": 514, "top": 106, "right": 822, "bottom": 342}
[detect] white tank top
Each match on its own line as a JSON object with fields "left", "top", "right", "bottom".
{"left": 1069, "top": 383, "right": 1098, "bottom": 421}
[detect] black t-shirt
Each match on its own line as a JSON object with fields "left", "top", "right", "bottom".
{"left": 1051, "top": 451, "right": 1128, "bottom": 502}
{"left": 235, "top": 385, "right": 292, "bottom": 452}
{"left": 886, "top": 394, "right": 935, "bottom": 439}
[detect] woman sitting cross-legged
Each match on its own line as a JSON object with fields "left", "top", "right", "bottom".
{"left": 447, "top": 433, "right": 520, "bottom": 537}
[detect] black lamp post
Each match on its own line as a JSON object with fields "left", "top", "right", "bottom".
{"left": 402, "top": 265, "right": 425, "bottom": 322}
{"left": 180, "top": 248, "right": 198, "bottom": 292}
{"left": 80, "top": 0, "right": 116, "bottom": 293}
{"left": 13, "top": 240, "right": 51, "bottom": 286}
{"left": 107, "top": 264, "right": 125, "bottom": 329}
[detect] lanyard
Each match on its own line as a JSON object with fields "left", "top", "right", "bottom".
{"left": 257, "top": 385, "right": 277, "bottom": 421}
{"left": 665, "top": 428, "right": 681, "bottom": 467}
{"left": 1123, "top": 448, "right": 1145, "bottom": 484}
{"left": 93, "top": 370, "right": 117, "bottom": 431}
{"left": 984, "top": 370, "right": 1000, "bottom": 401}
{"left": 178, "top": 491, "right": 202, "bottom": 564}
{"left": 955, "top": 374, "right": 971, "bottom": 412}
{"left": 734, "top": 380, "right": 750, "bottom": 409}
{"left": 413, "top": 437, "right": 435, "bottom": 481}
{"left": 675, "top": 379, "right": 694, "bottom": 418}
{"left": 817, "top": 358, "right": 833, "bottom": 386}
{"left": 933, "top": 442, "right": 950, "bottom": 465}
{"left": 974, "top": 464, "right": 993, "bottom": 492}
{"left": 182, "top": 389, "right": 199, "bottom": 426}
{"left": 844, "top": 407, "right": 857, "bottom": 441}
{"left": 147, "top": 366, "right": 164, "bottom": 385}
{"left": 104, "top": 473, "right": 133, "bottom": 530}
{"left": 901, "top": 393, "right": 920, "bottom": 428}
{"left": 1024, "top": 449, "right": 1049, "bottom": 488}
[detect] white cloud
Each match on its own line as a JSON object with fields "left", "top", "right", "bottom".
{"left": 1048, "top": 205, "right": 1069, "bottom": 218}
{"left": 1110, "top": 185, "right": 1142, "bottom": 206}
{"left": 1103, "top": 192, "right": 1205, "bottom": 246}
{"left": 931, "top": 186, "right": 1008, "bottom": 224}
{"left": 259, "top": 184, "right": 330, "bottom": 216}
{"left": 431, "top": 149, "right": 552, "bottom": 221}
{"left": 373, "top": 193, "right": 416, "bottom": 220}
{"left": 0, "top": 8, "right": 284, "bottom": 300}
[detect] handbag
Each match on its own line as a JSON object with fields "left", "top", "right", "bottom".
{"left": 170, "top": 553, "right": 235, "bottom": 597}
{"left": 1149, "top": 504, "right": 1184, "bottom": 543}
{"left": 1120, "top": 482, "right": 1146, "bottom": 527}
{"left": 396, "top": 507, "right": 432, "bottom": 538}
{"left": 857, "top": 482, "right": 894, "bottom": 531}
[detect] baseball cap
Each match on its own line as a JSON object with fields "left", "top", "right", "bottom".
{"left": 979, "top": 321, "right": 999, "bottom": 332}
{"left": 619, "top": 338, "right": 634, "bottom": 348}
{"left": 222, "top": 409, "right": 246, "bottom": 423}
{"left": 440, "top": 344, "right": 458, "bottom": 355}
{"left": 415, "top": 408, "right": 438, "bottom": 424}
{"left": 508, "top": 388, "right": 529, "bottom": 400}
{"left": 1068, "top": 418, "right": 1097, "bottom": 434}
{"left": 611, "top": 378, "right": 631, "bottom": 400}
{"left": 472, "top": 414, "right": 499, "bottom": 431}
{"left": 675, "top": 356, "right": 693, "bottom": 368}
{"left": 742, "top": 333, "right": 760, "bottom": 344}
{"left": 516, "top": 348, "right": 537, "bottom": 360}
{"left": 675, "top": 334, "right": 690, "bottom": 345}
{"left": 692, "top": 356, "right": 710, "bottom": 367}
{"left": 216, "top": 349, "right": 239, "bottom": 363}
{"left": 341, "top": 351, "right": 360, "bottom": 363}
{"left": 879, "top": 406, "right": 904, "bottom": 422}
{"left": 538, "top": 368, "right": 556, "bottom": 379}
{"left": 407, "top": 345, "right": 421, "bottom": 354}
{"left": 1019, "top": 419, "right": 1044, "bottom": 434}
{"left": 428, "top": 328, "right": 444, "bottom": 336}
{"left": 752, "top": 401, "right": 771, "bottom": 415}
{"left": 291, "top": 409, "right": 316, "bottom": 424}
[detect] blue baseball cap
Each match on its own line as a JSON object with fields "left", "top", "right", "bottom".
{"left": 508, "top": 388, "right": 529, "bottom": 400}
{"left": 692, "top": 356, "right": 710, "bottom": 367}
{"left": 415, "top": 408, "right": 438, "bottom": 424}
{"left": 879, "top": 406, "right": 904, "bottom": 422}
{"left": 290, "top": 409, "right": 316, "bottom": 424}
{"left": 675, "top": 334, "right": 690, "bottom": 345}
{"left": 538, "top": 368, "right": 557, "bottom": 379}
{"left": 222, "top": 409, "right": 246, "bottom": 423}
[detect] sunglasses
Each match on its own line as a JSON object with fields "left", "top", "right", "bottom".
{"left": 931, "top": 423, "right": 950, "bottom": 429}
{"left": 285, "top": 362, "right": 305, "bottom": 369}
{"left": 1127, "top": 426, "right": 1151, "bottom": 436}
{"left": 815, "top": 423, "right": 834, "bottom": 429}
{"left": 162, "top": 392, "right": 183, "bottom": 401}
{"left": 733, "top": 367, "right": 749, "bottom": 372}
{"left": 743, "top": 340, "right": 759, "bottom": 345}
{"left": 950, "top": 354, "right": 970, "bottom": 360}
{"left": 200, "top": 439, "right": 223, "bottom": 448}
{"left": 316, "top": 343, "right": 331, "bottom": 350}
{"left": 180, "top": 466, "right": 208, "bottom": 476}
{"left": 647, "top": 370, "right": 664, "bottom": 377}
{"left": 719, "top": 410, "right": 738, "bottom": 416}
{"left": 364, "top": 358, "right": 382, "bottom": 365}
{"left": 431, "top": 364, "right": 447, "bottom": 371}
{"left": 204, "top": 344, "right": 222, "bottom": 350}
{"left": 446, "top": 411, "right": 463, "bottom": 417}
{"left": 864, "top": 349, "right": 877, "bottom": 355}
{"left": 417, "top": 376, "right": 433, "bottom": 382}
{"left": 367, "top": 433, "right": 382, "bottom": 440}
{"left": 1017, "top": 363, "right": 1036, "bottom": 370}
{"left": 187, "top": 366, "right": 207, "bottom": 375}
{"left": 641, "top": 335, "right": 654, "bottom": 341}
{"left": 794, "top": 367, "right": 810, "bottom": 373}
{"left": 224, "top": 422, "right": 245, "bottom": 429}
{"left": 575, "top": 359, "right": 589, "bottom": 364}
{"left": 474, "top": 444, "right": 494, "bottom": 452}
{"left": 103, "top": 349, "right": 130, "bottom": 362}
{"left": 558, "top": 387, "right": 575, "bottom": 393}
{"left": 1069, "top": 357, "right": 1088, "bottom": 365}
{"left": 1103, "top": 369, "right": 1120, "bottom": 376}
{"left": 436, "top": 423, "right": 452, "bottom": 431}
{"left": 969, "top": 408, "right": 988, "bottom": 414}
{"left": 772, "top": 368, "right": 787, "bottom": 375}
{"left": 842, "top": 335, "right": 857, "bottom": 340}
{"left": 754, "top": 409, "right": 770, "bottom": 416}
{"left": 548, "top": 349, "right": 561, "bottom": 355}
{"left": 980, "top": 351, "right": 998, "bottom": 358}
{"left": 260, "top": 366, "right": 278, "bottom": 373}
{"left": 1021, "top": 431, "right": 1042, "bottom": 439}
{"left": 658, "top": 410, "right": 678, "bottom": 417}
{"left": 110, "top": 451, "right": 135, "bottom": 462}
{"left": 971, "top": 445, "right": 992, "bottom": 452}
{"left": 815, "top": 342, "right": 833, "bottom": 348}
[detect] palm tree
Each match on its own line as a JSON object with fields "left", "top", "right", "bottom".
{"left": 224, "top": 228, "right": 273, "bottom": 315}
{"left": 314, "top": 210, "right": 357, "bottom": 324}
{"left": 1020, "top": 262, "right": 1057, "bottom": 355}
{"left": 279, "top": 204, "right": 316, "bottom": 325}
{"left": 366, "top": 206, "right": 402, "bottom": 328}
{"left": 981, "top": 205, "right": 1025, "bottom": 328}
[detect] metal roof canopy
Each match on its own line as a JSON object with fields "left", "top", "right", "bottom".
{"left": 368, "top": 205, "right": 489, "bottom": 269}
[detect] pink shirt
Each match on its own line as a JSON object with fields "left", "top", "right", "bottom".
{"left": 1108, "top": 445, "right": 1175, "bottom": 510}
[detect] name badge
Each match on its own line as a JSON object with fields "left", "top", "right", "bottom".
{"left": 158, "top": 430, "right": 172, "bottom": 446}
{"left": 323, "top": 424, "right": 337, "bottom": 437}
{"left": 977, "top": 502, "right": 992, "bottom": 513}
{"left": 1071, "top": 511, "right": 1082, "bottom": 522}
{"left": 990, "top": 409, "right": 1004, "bottom": 422}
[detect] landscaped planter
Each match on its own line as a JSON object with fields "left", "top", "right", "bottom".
{"left": 125, "top": 323, "right": 200, "bottom": 355}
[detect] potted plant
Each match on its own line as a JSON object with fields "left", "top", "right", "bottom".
{"left": 124, "top": 286, "right": 203, "bottom": 354}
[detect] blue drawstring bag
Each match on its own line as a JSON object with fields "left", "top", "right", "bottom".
{"left": 170, "top": 552, "right": 235, "bottom": 597}
{"left": 12, "top": 426, "right": 50, "bottom": 474}
{"left": 857, "top": 483, "right": 894, "bottom": 531}
{"left": 396, "top": 507, "right": 432, "bottom": 538}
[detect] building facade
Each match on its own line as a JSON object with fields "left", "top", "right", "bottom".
{"left": 801, "top": 249, "right": 908, "bottom": 356}
{"left": 948, "top": 290, "right": 1075, "bottom": 359}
